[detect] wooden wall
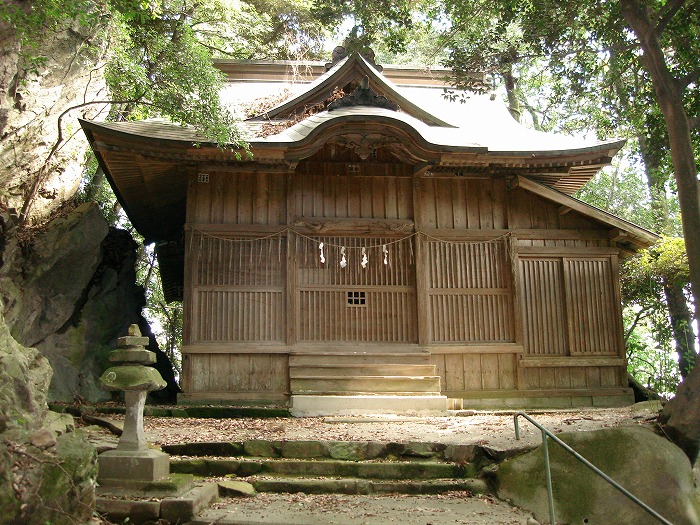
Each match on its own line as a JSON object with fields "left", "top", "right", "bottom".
{"left": 189, "top": 234, "right": 285, "bottom": 343}
{"left": 295, "top": 234, "right": 417, "bottom": 342}
{"left": 181, "top": 148, "right": 629, "bottom": 403}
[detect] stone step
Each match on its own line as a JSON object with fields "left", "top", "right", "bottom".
{"left": 290, "top": 364, "right": 438, "bottom": 377}
{"left": 247, "top": 477, "right": 489, "bottom": 496}
{"left": 162, "top": 439, "right": 485, "bottom": 464}
{"left": 171, "top": 457, "right": 475, "bottom": 479}
{"left": 290, "top": 376, "right": 441, "bottom": 394}
{"left": 289, "top": 352, "right": 432, "bottom": 366}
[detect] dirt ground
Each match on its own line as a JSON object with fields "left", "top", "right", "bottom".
{"left": 196, "top": 491, "right": 539, "bottom": 525}
{"left": 140, "top": 403, "right": 661, "bottom": 450}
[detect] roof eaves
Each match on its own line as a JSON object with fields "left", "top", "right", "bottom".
{"left": 515, "top": 175, "right": 658, "bottom": 248}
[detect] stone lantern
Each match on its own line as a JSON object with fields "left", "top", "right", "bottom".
{"left": 97, "top": 324, "right": 169, "bottom": 488}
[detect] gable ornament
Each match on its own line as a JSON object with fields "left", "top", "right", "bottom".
{"left": 332, "top": 132, "right": 399, "bottom": 160}
{"left": 328, "top": 76, "right": 399, "bottom": 113}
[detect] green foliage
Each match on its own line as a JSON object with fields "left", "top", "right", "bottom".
{"left": 623, "top": 237, "right": 690, "bottom": 296}
{"left": 75, "top": 152, "right": 122, "bottom": 225}
{"left": 621, "top": 237, "right": 692, "bottom": 392}
{"left": 0, "top": 0, "right": 104, "bottom": 49}
{"left": 575, "top": 161, "right": 656, "bottom": 231}
{"left": 104, "top": 0, "right": 245, "bottom": 148}
{"left": 238, "top": 0, "right": 334, "bottom": 60}
{"left": 625, "top": 309, "right": 681, "bottom": 396}
{"left": 134, "top": 243, "right": 183, "bottom": 378}
{"left": 313, "top": 0, "right": 418, "bottom": 54}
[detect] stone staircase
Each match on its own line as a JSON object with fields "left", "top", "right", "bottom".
{"left": 288, "top": 350, "right": 447, "bottom": 416}
{"left": 97, "top": 438, "right": 512, "bottom": 524}
{"left": 164, "top": 439, "right": 492, "bottom": 500}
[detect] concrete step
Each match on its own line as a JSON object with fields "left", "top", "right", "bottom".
{"left": 171, "top": 457, "right": 474, "bottom": 480}
{"left": 290, "top": 352, "right": 432, "bottom": 366}
{"left": 290, "top": 394, "right": 448, "bottom": 416}
{"left": 290, "top": 364, "right": 438, "bottom": 377}
{"left": 291, "top": 376, "right": 441, "bottom": 394}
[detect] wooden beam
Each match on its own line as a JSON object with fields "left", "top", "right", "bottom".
{"left": 182, "top": 344, "right": 290, "bottom": 354}
{"left": 450, "top": 387, "right": 632, "bottom": 399}
{"left": 515, "top": 175, "right": 658, "bottom": 248}
{"left": 413, "top": 163, "right": 434, "bottom": 177}
{"left": 418, "top": 228, "right": 611, "bottom": 240}
{"left": 517, "top": 246, "right": 619, "bottom": 255}
{"left": 609, "top": 229, "right": 629, "bottom": 242}
{"left": 519, "top": 357, "right": 626, "bottom": 367}
{"left": 291, "top": 217, "right": 414, "bottom": 234}
{"left": 428, "top": 344, "right": 523, "bottom": 354}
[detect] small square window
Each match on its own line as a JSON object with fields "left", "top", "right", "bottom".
{"left": 198, "top": 173, "right": 210, "bottom": 183}
{"left": 347, "top": 291, "right": 366, "bottom": 306}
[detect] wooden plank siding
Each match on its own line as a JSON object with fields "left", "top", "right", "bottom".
{"left": 180, "top": 145, "right": 630, "bottom": 404}
{"left": 425, "top": 240, "right": 514, "bottom": 343}
{"left": 519, "top": 256, "right": 623, "bottom": 358}
{"left": 295, "top": 234, "right": 417, "bottom": 342}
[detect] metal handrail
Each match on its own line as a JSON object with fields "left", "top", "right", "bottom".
{"left": 513, "top": 411, "right": 673, "bottom": 525}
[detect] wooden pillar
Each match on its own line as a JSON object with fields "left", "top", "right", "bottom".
{"left": 285, "top": 171, "right": 297, "bottom": 348}
{"left": 413, "top": 169, "right": 430, "bottom": 346}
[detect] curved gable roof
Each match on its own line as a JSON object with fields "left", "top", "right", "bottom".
{"left": 248, "top": 53, "right": 456, "bottom": 128}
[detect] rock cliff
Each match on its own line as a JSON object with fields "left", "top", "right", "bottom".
{"left": 0, "top": 203, "right": 179, "bottom": 402}
{"left": 0, "top": 8, "right": 109, "bottom": 222}
{"left": 0, "top": 5, "right": 178, "bottom": 404}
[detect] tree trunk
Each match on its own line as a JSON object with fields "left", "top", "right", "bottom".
{"left": 637, "top": 134, "right": 669, "bottom": 233}
{"left": 502, "top": 64, "right": 521, "bottom": 122}
{"left": 622, "top": 0, "right": 700, "bottom": 337}
{"left": 622, "top": 0, "right": 700, "bottom": 462}
{"left": 638, "top": 135, "right": 697, "bottom": 379}
{"left": 665, "top": 280, "right": 697, "bottom": 377}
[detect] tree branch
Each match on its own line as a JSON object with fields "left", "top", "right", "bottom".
{"left": 19, "top": 96, "right": 147, "bottom": 225}
{"left": 688, "top": 116, "right": 700, "bottom": 131}
{"left": 655, "top": 0, "right": 686, "bottom": 35}
{"left": 625, "top": 306, "right": 652, "bottom": 342}
{"left": 677, "top": 69, "right": 700, "bottom": 91}
{"left": 199, "top": 42, "right": 238, "bottom": 57}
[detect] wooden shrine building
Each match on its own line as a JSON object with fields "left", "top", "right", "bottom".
{"left": 81, "top": 49, "right": 657, "bottom": 415}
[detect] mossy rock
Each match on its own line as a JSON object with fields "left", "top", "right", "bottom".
{"left": 0, "top": 430, "right": 97, "bottom": 525}
{"left": 495, "top": 425, "right": 700, "bottom": 525}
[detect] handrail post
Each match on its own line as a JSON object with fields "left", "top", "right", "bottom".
{"left": 541, "top": 431, "right": 556, "bottom": 525}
